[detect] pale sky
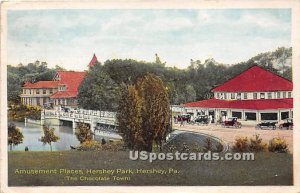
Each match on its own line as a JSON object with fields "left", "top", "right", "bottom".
{"left": 7, "top": 9, "right": 291, "bottom": 71}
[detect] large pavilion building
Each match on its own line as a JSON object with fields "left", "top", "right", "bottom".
{"left": 20, "top": 54, "right": 98, "bottom": 107}
{"left": 181, "top": 65, "right": 293, "bottom": 123}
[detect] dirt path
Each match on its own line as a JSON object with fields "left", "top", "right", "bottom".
{"left": 174, "top": 123, "right": 293, "bottom": 152}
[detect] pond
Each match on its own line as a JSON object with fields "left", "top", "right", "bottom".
{"left": 8, "top": 122, "right": 121, "bottom": 151}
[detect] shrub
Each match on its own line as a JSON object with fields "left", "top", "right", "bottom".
{"left": 80, "top": 140, "right": 101, "bottom": 151}
{"left": 232, "top": 137, "right": 249, "bottom": 152}
{"left": 268, "top": 137, "right": 289, "bottom": 153}
{"left": 249, "top": 134, "right": 268, "bottom": 152}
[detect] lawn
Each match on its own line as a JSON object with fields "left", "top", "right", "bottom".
{"left": 8, "top": 150, "right": 293, "bottom": 186}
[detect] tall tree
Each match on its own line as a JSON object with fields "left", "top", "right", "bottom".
{"left": 137, "top": 74, "right": 170, "bottom": 151}
{"left": 40, "top": 126, "right": 59, "bottom": 151}
{"left": 117, "top": 85, "right": 142, "bottom": 149}
{"left": 8, "top": 123, "right": 24, "bottom": 151}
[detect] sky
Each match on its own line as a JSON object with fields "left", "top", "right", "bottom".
{"left": 7, "top": 9, "right": 291, "bottom": 71}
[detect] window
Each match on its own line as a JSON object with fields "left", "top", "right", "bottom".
{"left": 253, "top": 93, "right": 257, "bottom": 99}
{"left": 243, "top": 93, "right": 248, "bottom": 99}
{"left": 231, "top": 93, "right": 235, "bottom": 99}
{"left": 245, "top": 112, "right": 256, "bottom": 120}
{"left": 236, "top": 93, "right": 241, "bottom": 100}
{"left": 50, "top": 89, "right": 53, "bottom": 94}
{"left": 267, "top": 92, "right": 272, "bottom": 99}
{"left": 277, "top": 92, "right": 281, "bottom": 98}
{"left": 232, "top": 111, "right": 242, "bottom": 119}
{"left": 283, "top": 92, "right": 286, "bottom": 98}
{"left": 260, "top": 93, "right": 265, "bottom": 99}
{"left": 224, "top": 93, "right": 227, "bottom": 99}
{"left": 288, "top": 92, "right": 292, "bottom": 98}
{"left": 36, "top": 89, "right": 40, "bottom": 94}
{"left": 43, "top": 89, "right": 46, "bottom": 94}
{"left": 29, "top": 89, "right": 32, "bottom": 95}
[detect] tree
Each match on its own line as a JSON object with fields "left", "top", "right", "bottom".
{"left": 40, "top": 126, "right": 59, "bottom": 151}
{"left": 75, "top": 123, "right": 93, "bottom": 144}
{"left": 117, "top": 85, "right": 142, "bottom": 149}
{"left": 184, "top": 85, "right": 197, "bottom": 102}
{"left": 136, "top": 74, "right": 170, "bottom": 151}
{"left": 78, "top": 70, "right": 121, "bottom": 111}
{"left": 8, "top": 123, "right": 24, "bottom": 151}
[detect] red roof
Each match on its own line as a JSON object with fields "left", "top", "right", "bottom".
{"left": 55, "top": 71, "right": 86, "bottom": 92}
{"left": 50, "top": 91, "right": 77, "bottom": 98}
{"left": 88, "top": 54, "right": 98, "bottom": 67}
{"left": 212, "top": 65, "right": 293, "bottom": 92}
{"left": 183, "top": 98, "right": 293, "bottom": 110}
{"left": 50, "top": 71, "right": 86, "bottom": 99}
{"left": 22, "top": 81, "right": 60, "bottom": 89}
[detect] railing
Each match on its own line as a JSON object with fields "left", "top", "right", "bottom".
{"left": 41, "top": 108, "right": 117, "bottom": 125}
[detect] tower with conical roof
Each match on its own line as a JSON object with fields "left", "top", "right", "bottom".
{"left": 88, "top": 53, "right": 98, "bottom": 67}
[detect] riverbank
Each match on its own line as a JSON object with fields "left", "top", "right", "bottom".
{"left": 8, "top": 151, "right": 292, "bottom": 186}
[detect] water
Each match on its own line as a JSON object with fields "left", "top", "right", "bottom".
{"left": 8, "top": 122, "right": 121, "bottom": 151}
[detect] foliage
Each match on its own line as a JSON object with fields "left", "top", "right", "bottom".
{"left": 78, "top": 65, "right": 121, "bottom": 111}
{"left": 7, "top": 61, "right": 59, "bottom": 103}
{"left": 77, "top": 140, "right": 124, "bottom": 151}
{"left": 117, "top": 85, "right": 142, "bottom": 149}
{"left": 8, "top": 123, "right": 24, "bottom": 151}
{"left": 268, "top": 137, "right": 289, "bottom": 153}
{"left": 8, "top": 103, "right": 41, "bottom": 121}
{"left": 249, "top": 134, "right": 268, "bottom": 152}
{"left": 79, "top": 140, "right": 101, "bottom": 151}
{"left": 117, "top": 74, "right": 170, "bottom": 152}
{"left": 136, "top": 74, "right": 170, "bottom": 151}
{"left": 75, "top": 123, "right": 93, "bottom": 144}
{"left": 232, "top": 137, "right": 249, "bottom": 152}
{"left": 40, "top": 126, "right": 60, "bottom": 151}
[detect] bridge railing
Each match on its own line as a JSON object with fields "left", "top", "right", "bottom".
{"left": 42, "top": 108, "right": 116, "bottom": 121}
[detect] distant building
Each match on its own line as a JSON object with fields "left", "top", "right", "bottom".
{"left": 182, "top": 65, "right": 293, "bottom": 122}
{"left": 20, "top": 71, "right": 86, "bottom": 107}
{"left": 20, "top": 54, "right": 99, "bottom": 107}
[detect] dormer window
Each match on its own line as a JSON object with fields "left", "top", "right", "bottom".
{"left": 260, "top": 93, "right": 265, "bottom": 99}
{"left": 288, "top": 92, "right": 292, "bottom": 98}
{"left": 236, "top": 93, "right": 241, "bottom": 100}
{"left": 243, "top": 93, "right": 248, "bottom": 99}
{"left": 59, "top": 84, "right": 67, "bottom": 91}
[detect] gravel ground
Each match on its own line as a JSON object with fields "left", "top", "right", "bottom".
{"left": 174, "top": 122, "right": 293, "bottom": 152}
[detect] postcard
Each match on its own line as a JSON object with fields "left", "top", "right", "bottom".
{"left": 1, "top": 0, "right": 300, "bottom": 193}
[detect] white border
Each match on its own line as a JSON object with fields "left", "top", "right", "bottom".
{"left": 1, "top": 0, "right": 300, "bottom": 193}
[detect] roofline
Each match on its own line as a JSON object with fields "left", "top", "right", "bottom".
{"left": 212, "top": 64, "right": 292, "bottom": 92}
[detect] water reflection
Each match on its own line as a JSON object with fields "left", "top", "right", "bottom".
{"left": 9, "top": 122, "right": 121, "bottom": 151}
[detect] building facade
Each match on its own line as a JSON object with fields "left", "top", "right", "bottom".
{"left": 20, "top": 54, "right": 99, "bottom": 108}
{"left": 181, "top": 65, "right": 293, "bottom": 123}
{"left": 20, "top": 71, "right": 86, "bottom": 107}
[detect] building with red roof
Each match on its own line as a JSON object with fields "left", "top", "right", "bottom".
{"left": 181, "top": 65, "right": 293, "bottom": 123}
{"left": 20, "top": 71, "right": 86, "bottom": 107}
{"left": 20, "top": 55, "right": 98, "bottom": 107}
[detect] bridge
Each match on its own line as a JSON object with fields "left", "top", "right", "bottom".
{"left": 41, "top": 107, "right": 118, "bottom": 134}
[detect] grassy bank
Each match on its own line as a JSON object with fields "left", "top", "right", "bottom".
{"left": 8, "top": 151, "right": 292, "bottom": 186}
